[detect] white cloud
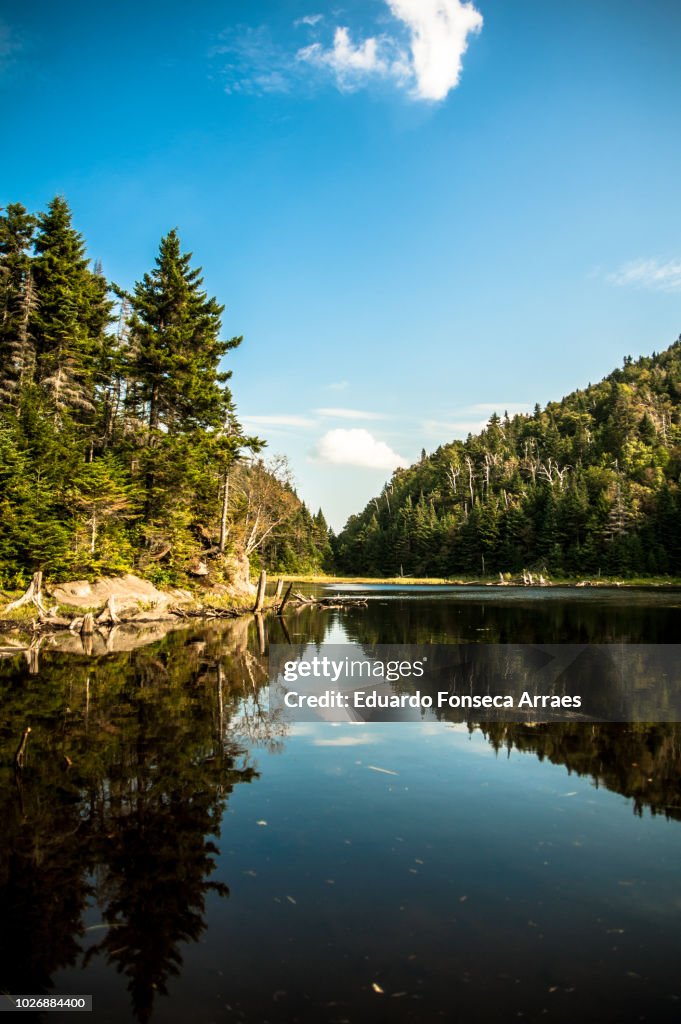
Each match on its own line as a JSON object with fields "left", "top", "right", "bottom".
{"left": 213, "top": 26, "right": 294, "bottom": 95}
{"left": 218, "top": 0, "right": 481, "bottom": 101}
{"left": 605, "top": 258, "right": 681, "bottom": 294}
{"left": 423, "top": 404, "right": 531, "bottom": 436}
{"left": 316, "top": 407, "right": 389, "bottom": 420}
{"left": 297, "top": 27, "right": 394, "bottom": 90}
{"left": 241, "top": 414, "right": 315, "bottom": 428}
{"left": 326, "top": 379, "right": 349, "bottom": 392}
{"left": 295, "top": 13, "right": 323, "bottom": 27}
{"left": 422, "top": 418, "right": 487, "bottom": 436}
{"left": 467, "top": 402, "right": 531, "bottom": 414}
{"left": 314, "top": 428, "right": 408, "bottom": 469}
{"left": 387, "top": 0, "right": 483, "bottom": 100}
{"left": 296, "top": 0, "right": 482, "bottom": 101}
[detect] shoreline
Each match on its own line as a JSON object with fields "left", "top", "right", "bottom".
{"left": 3, "top": 571, "right": 681, "bottom": 643}
{"left": 282, "top": 574, "right": 681, "bottom": 589}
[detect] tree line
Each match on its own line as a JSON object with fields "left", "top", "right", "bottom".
{"left": 0, "top": 198, "right": 333, "bottom": 588}
{"left": 335, "top": 341, "right": 681, "bottom": 577}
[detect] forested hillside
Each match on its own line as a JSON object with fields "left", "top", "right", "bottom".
{"left": 336, "top": 341, "right": 681, "bottom": 578}
{"left": 0, "top": 198, "right": 333, "bottom": 588}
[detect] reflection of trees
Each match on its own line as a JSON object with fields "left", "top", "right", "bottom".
{"left": 0, "top": 766, "right": 90, "bottom": 997}
{"left": 0, "top": 620, "right": 277, "bottom": 1021}
{"left": 479, "top": 721, "right": 681, "bottom": 822}
{"left": 339, "top": 592, "right": 680, "bottom": 645}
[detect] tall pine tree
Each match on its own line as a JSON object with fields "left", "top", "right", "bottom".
{"left": 32, "top": 197, "right": 112, "bottom": 425}
{"left": 0, "top": 204, "right": 37, "bottom": 409}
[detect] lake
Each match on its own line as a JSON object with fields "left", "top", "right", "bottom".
{"left": 1, "top": 585, "right": 681, "bottom": 1023}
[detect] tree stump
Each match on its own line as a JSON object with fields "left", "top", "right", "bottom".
{"left": 253, "top": 570, "right": 267, "bottom": 613}
{"left": 80, "top": 612, "right": 95, "bottom": 635}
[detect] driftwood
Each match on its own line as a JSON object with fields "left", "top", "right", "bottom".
{"left": 282, "top": 591, "right": 368, "bottom": 612}
{"left": 274, "top": 578, "right": 284, "bottom": 601}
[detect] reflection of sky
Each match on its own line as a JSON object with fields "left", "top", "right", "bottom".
{"left": 206, "top": 721, "right": 681, "bottom": 1017}
{"left": 53, "top": 714, "right": 681, "bottom": 1021}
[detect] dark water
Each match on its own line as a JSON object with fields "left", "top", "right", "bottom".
{"left": 1, "top": 586, "right": 681, "bottom": 1023}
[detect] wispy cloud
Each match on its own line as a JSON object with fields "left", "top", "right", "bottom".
{"left": 212, "top": 26, "right": 294, "bottom": 95}
{"left": 316, "top": 407, "right": 389, "bottom": 420}
{"left": 295, "top": 14, "right": 323, "bottom": 28}
{"left": 297, "top": 26, "right": 405, "bottom": 92}
{"left": 422, "top": 418, "right": 487, "bottom": 437}
{"left": 313, "top": 428, "right": 408, "bottom": 469}
{"left": 297, "top": 0, "right": 482, "bottom": 100}
{"left": 605, "top": 258, "right": 681, "bottom": 294}
{"left": 216, "top": 0, "right": 482, "bottom": 101}
{"left": 241, "top": 413, "right": 316, "bottom": 428}
{"left": 0, "top": 19, "right": 21, "bottom": 69}
{"left": 467, "top": 402, "right": 531, "bottom": 415}
{"left": 422, "top": 403, "right": 531, "bottom": 437}
{"left": 326, "top": 379, "right": 349, "bottom": 392}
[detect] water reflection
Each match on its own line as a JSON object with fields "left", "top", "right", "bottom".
{"left": 0, "top": 618, "right": 262, "bottom": 1021}
{"left": 0, "top": 589, "right": 680, "bottom": 1020}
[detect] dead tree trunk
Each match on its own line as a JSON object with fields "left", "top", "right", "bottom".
{"left": 5, "top": 571, "right": 47, "bottom": 615}
{"left": 274, "top": 578, "right": 284, "bottom": 602}
{"left": 277, "top": 583, "right": 294, "bottom": 615}
{"left": 218, "top": 469, "right": 230, "bottom": 555}
{"left": 253, "top": 570, "right": 267, "bottom": 613}
{"left": 96, "top": 594, "right": 120, "bottom": 626}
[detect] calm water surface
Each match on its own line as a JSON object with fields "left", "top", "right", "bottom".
{"left": 1, "top": 586, "right": 681, "bottom": 1023}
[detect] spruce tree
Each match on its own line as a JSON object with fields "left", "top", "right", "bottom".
{"left": 32, "top": 197, "right": 112, "bottom": 423}
{"left": 0, "top": 203, "right": 37, "bottom": 409}
{"left": 124, "top": 230, "right": 238, "bottom": 436}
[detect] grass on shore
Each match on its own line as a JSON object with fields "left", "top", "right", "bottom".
{"left": 275, "top": 573, "right": 681, "bottom": 588}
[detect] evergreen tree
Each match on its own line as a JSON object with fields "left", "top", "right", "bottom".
{"left": 32, "top": 197, "right": 112, "bottom": 424}
{"left": 0, "top": 203, "right": 36, "bottom": 409}
{"left": 123, "top": 230, "right": 237, "bottom": 436}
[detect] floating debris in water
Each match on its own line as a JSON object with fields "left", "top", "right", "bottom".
{"left": 372, "top": 982, "right": 384, "bottom": 994}
{"left": 368, "top": 765, "right": 399, "bottom": 776}
{"left": 286, "top": 895, "right": 297, "bottom": 905}
{"left": 256, "top": 820, "right": 268, "bottom": 826}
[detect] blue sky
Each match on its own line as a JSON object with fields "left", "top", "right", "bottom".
{"left": 2, "top": 0, "right": 681, "bottom": 529}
